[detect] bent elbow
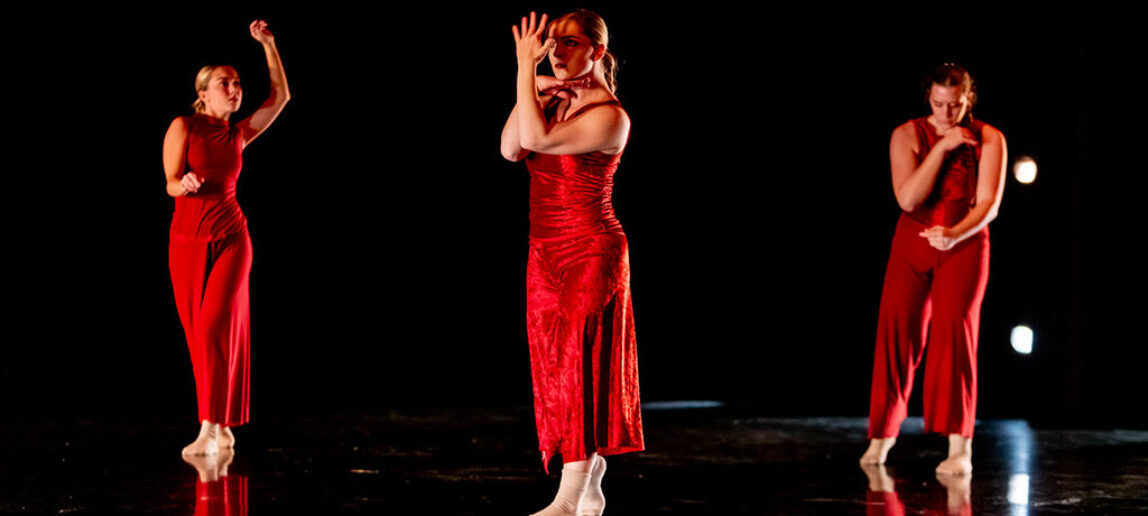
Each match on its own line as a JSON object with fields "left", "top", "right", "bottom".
{"left": 500, "top": 142, "right": 527, "bottom": 162}
{"left": 894, "top": 188, "right": 922, "bottom": 213}
{"left": 501, "top": 148, "right": 523, "bottom": 162}
{"left": 897, "top": 197, "right": 920, "bottom": 213}
{"left": 985, "top": 206, "right": 1000, "bottom": 225}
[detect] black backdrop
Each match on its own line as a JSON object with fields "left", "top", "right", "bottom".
{"left": 3, "top": 3, "right": 1145, "bottom": 429}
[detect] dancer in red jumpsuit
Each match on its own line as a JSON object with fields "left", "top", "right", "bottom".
{"left": 861, "top": 64, "right": 1006, "bottom": 476}
{"left": 501, "top": 10, "right": 642, "bottom": 516}
{"left": 163, "top": 20, "right": 290, "bottom": 456}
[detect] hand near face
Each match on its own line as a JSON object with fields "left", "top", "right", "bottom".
{"left": 181, "top": 171, "right": 204, "bottom": 196}
{"left": 939, "top": 126, "right": 978, "bottom": 152}
{"left": 249, "top": 20, "right": 275, "bottom": 45}
{"left": 512, "top": 11, "right": 555, "bottom": 68}
{"left": 919, "top": 225, "right": 957, "bottom": 251}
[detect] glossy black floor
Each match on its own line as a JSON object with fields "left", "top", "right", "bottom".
{"left": 1, "top": 406, "right": 1146, "bottom": 514}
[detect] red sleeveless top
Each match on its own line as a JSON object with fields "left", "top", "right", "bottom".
{"left": 170, "top": 114, "right": 247, "bottom": 241}
{"left": 906, "top": 116, "right": 984, "bottom": 227}
{"left": 525, "top": 100, "right": 627, "bottom": 241}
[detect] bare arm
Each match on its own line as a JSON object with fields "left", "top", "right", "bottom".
{"left": 162, "top": 117, "right": 202, "bottom": 197}
{"left": 919, "top": 125, "right": 1007, "bottom": 250}
{"left": 946, "top": 126, "right": 1006, "bottom": 239}
{"left": 890, "top": 122, "right": 978, "bottom": 212}
{"left": 236, "top": 20, "right": 290, "bottom": 148}
{"left": 501, "top": 76, "right": 591, "bottom": 161}
{"left": 501, "top": 102, "right": 532, "bottom": 162}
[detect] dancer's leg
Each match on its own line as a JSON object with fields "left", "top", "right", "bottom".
{"left": 198, "top": 232, "right": 252, "bottom": 427}
{"left": 925, "top": 231, "right": 987, "bottom": 475}
{"left": 865, "top": 216, "right": 933, "bottom": 463}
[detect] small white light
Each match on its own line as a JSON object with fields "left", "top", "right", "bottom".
{"left": 1008, "top": 473, "right": 1030, "bottom": 505}
{"left": 1014, "top": 156, "right": 1038, "bottom": 184}
{"left": 1011, "top": 326, "right": 1034, "bottom": 355}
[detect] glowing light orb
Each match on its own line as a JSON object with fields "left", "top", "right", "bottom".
{"left": 1014, "top": 156, "right": 1037, "bottom": 184}
{"left": 1011, "top": 325, "right": 1034, "bottom": 355}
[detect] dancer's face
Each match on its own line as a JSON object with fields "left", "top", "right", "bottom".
{"left": 928, "top": 84, "right": 971, "bottom": 128}
{"left": 199, "top": 67, "right": 243, "bottom": 115}
{"left": 547, "top": 19, "right": 601, "bottom": 80}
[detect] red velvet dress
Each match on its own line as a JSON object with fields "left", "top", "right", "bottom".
{"left": 868, "top": 116, "right": 990, "bottom": 439}
{"left": 525, "top": 100, "right": 644, "bottom": 472}
{"left": 169, "top": 113, "right": 251, "bottom": 427}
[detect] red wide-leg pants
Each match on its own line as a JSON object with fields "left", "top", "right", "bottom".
{"left": 170, "top": 230, "right": 252, "bottom": 427}
{"left": 868, "top": 214, "right": 989, "bottom": 439}
{"left": 526, "top": 232, "right": 644, "bottom": 472}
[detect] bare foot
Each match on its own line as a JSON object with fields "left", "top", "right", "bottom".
{"left": 860, "top": 463, "right": 895, "bottom": 492}
{"left": 935, "top": 435, "right": 973, "bottom": 476}
{"left": 581, "top": 455, "right": 606, "bottom": 516}
{"left": 182, "top": 420, "right": 220, "bottom": 456}
{"left": 532, "top": 465, "right": 591, "bottom": 516}
{"left": 935, "top": 471, "right": 972, "bottom": 513}
{"left": 860, "top": 437, "right": 896, "bottom": 465}
{"left": 218, "top": 426, "right": 236, "bottom": 449}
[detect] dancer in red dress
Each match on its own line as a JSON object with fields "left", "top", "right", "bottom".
{"left": 860, "top": 64, "right": 1006, "bottom": 476}
{"left": 163, "top": 20, "right": 290, "bottom": 456}
{"left": 501, "top": 10, "right": 642, "bottom": 516}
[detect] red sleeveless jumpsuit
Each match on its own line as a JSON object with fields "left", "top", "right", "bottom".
{"left": 525, "top": 100, "right": 644, "bottom": 472}
{"left": 868, "top": 116, "right": 990, "bottom": 439}
{"left": 169, "top": 113, "right": 252, "bottom": 427}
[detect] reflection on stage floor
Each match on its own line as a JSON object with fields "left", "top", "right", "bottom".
{"left": 1, "top": 407, "right": 1145, "bottom": 514}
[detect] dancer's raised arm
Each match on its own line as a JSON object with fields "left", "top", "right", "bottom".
{"left": 237, "top": 20, "right": 290, "bottom": 147}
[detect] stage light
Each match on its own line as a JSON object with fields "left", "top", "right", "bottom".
{"left": 1011, "top": 325, "right": 1034, "bottom": 355}
{"left": 1008, "top": 473, "right": 1030, "bottom": 505}
{"left": 1014, "top": 156, "right": 1037, "bottom": 184}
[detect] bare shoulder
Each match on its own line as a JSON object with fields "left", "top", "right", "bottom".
{"left": 889, "top": 120, "right": 919, "bottom": 157}
{"left": 979, "top": 122, "right": 1004, "bottom": 144}
{"left": 167, "top": 115, "right": 190, "bottom": 133}
{"left": 577, "top": 102, "right": 628, "bottom": 127}
{"left": 891, "top": 120, "right": 918, "bottom": 142}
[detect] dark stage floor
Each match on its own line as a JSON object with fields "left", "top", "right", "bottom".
{"left": 1, "top": 406, "right": 1145, "bottom": 514}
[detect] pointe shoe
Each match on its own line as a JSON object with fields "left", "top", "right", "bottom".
{"left": 582, "top": 456, "right": 606, "bottom": 516}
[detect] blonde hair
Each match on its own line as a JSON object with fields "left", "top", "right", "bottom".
{"left": 552, "top": 9, "right": 618, "bottom": 93}
{"left": 191, "top": 65, "right": 220, "bottom": 113}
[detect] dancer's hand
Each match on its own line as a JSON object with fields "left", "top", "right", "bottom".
{"left": 939, "top": 126, "right": 978, "bottom": 152}
{"left": 180, "top": 171, "right": 204, "bottom": 195}
{"left": 919, "top": 225, "right": 957, "bottom": 250}
{"left": 537, "top": 75, "right": 590, "bottom": 99}
{"left": 513, "top": 11, "right": 554, "bottom": 69}
{"left": 249, "top": 19, "right": 275, "bottom": 45}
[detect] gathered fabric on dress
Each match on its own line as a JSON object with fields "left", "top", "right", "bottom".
{"left": 525, "top": 100, "right": 644, "bottom": 472}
